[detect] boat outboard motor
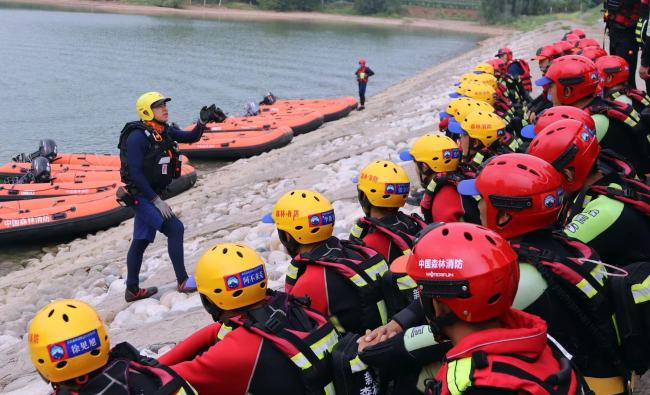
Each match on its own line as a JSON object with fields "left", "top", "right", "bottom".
{"left": 244, "top": 101, "right": 260, "bottom": 116}
{"left": 31, "top": 157, "right": 52, "bottom": 183}
{"left": 38, "top": 139, "right": 58, "bottom": 161}
{"left": 259, "top": 92, "right": 277, "bottom": 105}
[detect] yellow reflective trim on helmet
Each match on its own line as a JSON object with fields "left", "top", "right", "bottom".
{"left": 576, "top": 278, "right": 597, "bottom": 298}
{"left": 631, "top": 274, "right": 650, "bottom": 304}
{"left": 216, "top": 323, "right": 234, "bottom": 341}
{"left": 365, "top": 260, "right": 389, "bottom": 280}
{"left": 350, "top": 224, "right": 364, "bottom": 239}
{"left": 350, "top": 355, "right": 369, "bottom": 373}
{"left": 397, "top": 275, "right": 417, "bottom": 290}
{"left": 377, "top": 300, "right": 388, "bottom": 325}
{"left": 290, "top": 353, "right": 312, "bottom": 369}
{"left": 446, "top": 357, "right": 473, "bottom": 395}
{"left": 286, "top": 263, "right": 299, "bottom": 281}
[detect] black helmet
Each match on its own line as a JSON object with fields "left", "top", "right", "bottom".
{"left": 31, "top": 157, "right": 52, "bottom": 183}
{"left": 38, "top": 139, "right": 58, "bottom": 161}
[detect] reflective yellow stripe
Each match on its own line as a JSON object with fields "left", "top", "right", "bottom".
{"left": 217, "top": 323, "right": 233, "bottom": 340}
{"left": 290, "top": 352, "right": 312, "bottom": 369}
{"left": 472, "top": 153, "right": 484, "bottom": 165}
{"left": 350, "top": 274, "right": 368, "bottom": 287}
{"left": 612, "top": 314, "right": 621, "bottom": 345}
{"left": 624, "top": 117, "right": 637, "bottom": 127}
{"left": 397, "top": 274, "right": 417, "bottom": 290}
{"left": 349, "top": 355, "right": 368, "bottom": 373}
{"left": 365, "top": 260, "right": 389, "bottom": 280}
{"left": 176, "top": 383, "right": 198, "bottom": 395}
{"left": 324, "top": 382, "right": 336, "bottom": 395}
{"left": 401, "top": 248, "right": 412, "bottom": 255}
{"left": 508, "top": 138, "right": 521, "bottom": 151}
{"left": 310, "top": 329, "right": 339, "bottom": 359}
{"left": 576, "top": 278, "right": 597, "bottom": 298}
{"left": 590, "top": 265, "right": 606, "bottom": 286}
{"left": 631, "top": 274, "right": 650, "bottom": 304}
{"left": 377, "top": 300, "right": 388, "bottom": 325}
{"left": 287, "top": 263, "right": 299, "bottom": 280}
{"left": 446, "top": 357, "right": 473, "bottom": 395}
{"left": 350, "top": 223, "right": 364, "bottom": 239}
{"left": 427, "top": 179, "right": 438, "bottom": 192}
{"left": 329, "top": 315, "right": 345, "bottom": 333}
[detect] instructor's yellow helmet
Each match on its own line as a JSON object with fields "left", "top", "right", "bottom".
{"left": 28, "top": 300, "right": 110, "bottom": 383}
{"left": 196, "top": 243, "right": 268, "bottom": 311}
{"left": 270, "top": 190, "right": 335, "bottom": 245}
{"left": 357, "top": 160, "right": 410, "bottom": 208}
{"left": 136, "top": 91, "right": 171, "bottom": 121}
{"left": 407, "top": 134, "right": 460, "bottom": 173}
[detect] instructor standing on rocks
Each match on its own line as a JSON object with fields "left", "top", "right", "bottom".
{"left": 118, "top": 91, "right": 222, "bottom": 302}
{"left": 355, "top": 58, "right": 374, "bottom": 110}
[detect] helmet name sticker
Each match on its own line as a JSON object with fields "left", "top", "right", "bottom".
{"left": 47, "top": 329, "right": 100, "bottom": 362}
{"left": 274, "top": 209, "right": 300, "bottom": 219}
{"left": 418, "top": 258, "right": 463, "bottom": 270}
{"left": 308, "top": 210, "right": 334, "bottom": 227}
{"left": 224, "top": 264, "right": 266, "bottom": 290}
{"left": 384, "top": 183, "right": 410, "bottom": 195}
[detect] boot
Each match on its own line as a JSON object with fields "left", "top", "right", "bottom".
{"left": 125, "top": 286, "right": 158, "bottom": 303}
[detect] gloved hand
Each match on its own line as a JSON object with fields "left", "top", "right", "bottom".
{"left": 200, "top": 104, "right": 225, "bottom": 125}
{"left": 152, "top": 196, "right": 174, "bottom": 219}
{"left": 637, "top": 18, "right": 648, "bottom": 45}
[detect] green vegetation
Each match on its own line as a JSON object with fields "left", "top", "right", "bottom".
{"left": 501, "top": 4, "right": 602, "bottom": 31}
{"left": 128, "top": 0, "right": 184, "bottom": 7}
{"left": 480, "top": 0, "right": 601, "bottom": 24}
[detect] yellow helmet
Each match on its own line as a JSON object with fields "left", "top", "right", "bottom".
{"left": 28, "top": 299, "right": 110, "bottom": 383}
{"left": 452, "top": 82, "right": 495, "bottom": 105}
{"left": 358, "top": 160, "right": 410, "bottom": 208}
{"left": 446, "top": 98, "right": 495, "bottom": 122}
{"left": 457, "top": 73, "right": 481, "bottom": 86}
{"left": 135, "top": 91, "right": 170, "bottom": 121}
{"left": 474, "top": 63, "right": 495, "bottom": 75}
{"left": 407, "top": 134, "right": 460, "bottom": 173}
{"left": 196, "top": 243, "right": 268, "bottom": 311}
{"left": 451, "top": 110, "right": 506, "bottom": 147}
{"left": 472, "top": 73, "right": 498, "bottom": 90}
{"left": 271, "top": 190, "right": 335, "bottom": 245}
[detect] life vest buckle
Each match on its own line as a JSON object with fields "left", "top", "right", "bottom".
{"left": 264, "top": 309, "right": 287, "bottom": 334}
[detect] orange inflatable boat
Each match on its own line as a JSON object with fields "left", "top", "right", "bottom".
{"left": 260, "top": 96, "right": 357, "bottom": 122}
{"left": 187, "top": 110, "right": 324, "bottom": 136}
{"left": 52, "top": 153, "right": 120, "bottom": 167}
{"left": 0, "top": 191, "right": 131, "bottom": 245}
{"left": 0, "top": 181, "right": 119, "bottom": 201}
{"left": 178, "top": 126, "right": 293, "bottom": 159}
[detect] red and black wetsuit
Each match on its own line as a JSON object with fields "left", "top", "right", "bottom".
{"left": 419, "top": 169, "right": 480, "bottom": 224}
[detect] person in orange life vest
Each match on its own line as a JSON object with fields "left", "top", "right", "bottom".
{"left": 536, "top": 55, "right": 650, "bottom": 174}
{"left": 398, "top": 134, "right": 479, "bottom": 224}
{"left": 605, "top": 0, "right": 649, "bottom": 89}
{"left": 350, "top": 160, "right": 426, "bottom": 264}
{"left": 262, "top": 189, "right": 395, "bottom": 334}
{"left": 526, "top": 118, "right": 650, "bottom": 266}
{"left": 389, "top": 222, "right": 586, "bottom": 395}
{"left": 159, "top": 243, "right": 339, "bottom": 395}
{"left": 597, "top": 55, "right": 650, "bottom": 114}
{"left": 28, "top": 299, "right": 194, "bottom": 395}
{"left": 355, "top": 58, "right": 374, "bottom": 110}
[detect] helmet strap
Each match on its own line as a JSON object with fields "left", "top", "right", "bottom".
{"left": 421, "top": 296, "right": 458, "bottom": 341}
{"left": 278, "top": 230, "right": 301, "bottom": 257}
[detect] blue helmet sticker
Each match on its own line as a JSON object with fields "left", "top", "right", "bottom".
{"left": 47, "top": 329, "right": 101, "bottom": 363}
{"left": 307, "top": 210, "right": 335, "bottom": 227}
{"left": 544, "top": 194, "right": 556, "bottom": 208}
{"left": 224, "top": 264, "right": 266, "bottom": 291}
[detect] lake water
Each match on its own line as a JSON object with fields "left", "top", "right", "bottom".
{"left": 0, "top": 5, "right": 482, "bottom": 161}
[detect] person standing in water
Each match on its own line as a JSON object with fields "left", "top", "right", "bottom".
{"left": 355, "top": 58, "right": 374, "bottom": 110}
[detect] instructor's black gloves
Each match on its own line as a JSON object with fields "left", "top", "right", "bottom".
{"left": 200, "top": 104, "right": 226, "bottom": 125}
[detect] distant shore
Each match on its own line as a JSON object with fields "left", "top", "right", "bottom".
{"left": 0, "top": 0, "right": 513, "bottom": 35}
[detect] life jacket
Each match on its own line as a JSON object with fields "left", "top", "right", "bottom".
{"left": 511, "top": 232, "right": 626, "bottom": 378}
{"left": 611, "top": 87, "right": 650, "bottom": 111}
{"left": 220, "top": 292, "right": 340, "bottom": 395}
{"left": 467, "top": 137, "right": 516, "bottom": 168}
{"left": 608, "top": 261, "right": 650, "bottom": 375}
{"left": 54, "top": 342, "right": 195, "bottom": 395}
{"left": 118, "top": 121, "right": 182, "bottom": 195}
{"left": 586, "top": 96, "right": 641, "bottom": 129}
{"left": 419, "top": 170, "right": 477, "bottom": 224}
{"left": 598, "top": 148, "right": 639, "bottom": 179}
{"left": 357, "top": 66, "right": 369, "bottom": 83}
{"left": 605, "top": 0, "right": 646, "bottom": 28}
{"left": 588, "top": 175, "right": 650, "bottom": 216}
{"left": 426, "top": 310, "right": 584, "bottom": 395}
{"left": 286, "top": 238, "right": 390, "bottom": 332}
{"left": 508, "top": 59, "right": 532, "bottom": 92}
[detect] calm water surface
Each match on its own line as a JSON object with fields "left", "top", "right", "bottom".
{"left": 0, "top": 6, "right": 481, "bottom": 267}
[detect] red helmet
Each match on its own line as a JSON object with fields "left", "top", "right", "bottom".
{"left": 537, "top": 55, "right": 599, "bottom": 104}
{"left": 359, "top": 58, "right": 366, "bottom": 65}
{"left": 554, "top": 41, "right": 577, "bottom": 55}
{"left": 579, "top": 46, "right": 608, "bottom": 62}
{"left": 496, "top": 47, "right": 513, "bottom": 61}
{"left": 569, "top": 28, "right": 587, "bottom": 39}
{"left": 392, "top": 222, "right": 519, "bottom": 324}
{"left": 485, "top": 58, "right": 506, "bottom": 75}
{"left": 533, "top": 106, "right": 595, "bottom": 135}
{"left": 595, "top": 55, "right": 629, "bottom": 88}
{"left": 577, "top": 38, "right": 601, "bottom": 49}
{"left": 531, "top": 45, "right": 562, "bottom": 62}
{"left": 528, "top": 119, "right": 601, "bottom": 193}
{"left": 564, "top": 33, "right": 581, "bottom": 45}
{"left": 457, "top": 153, "right": 565, "bottom": 239}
